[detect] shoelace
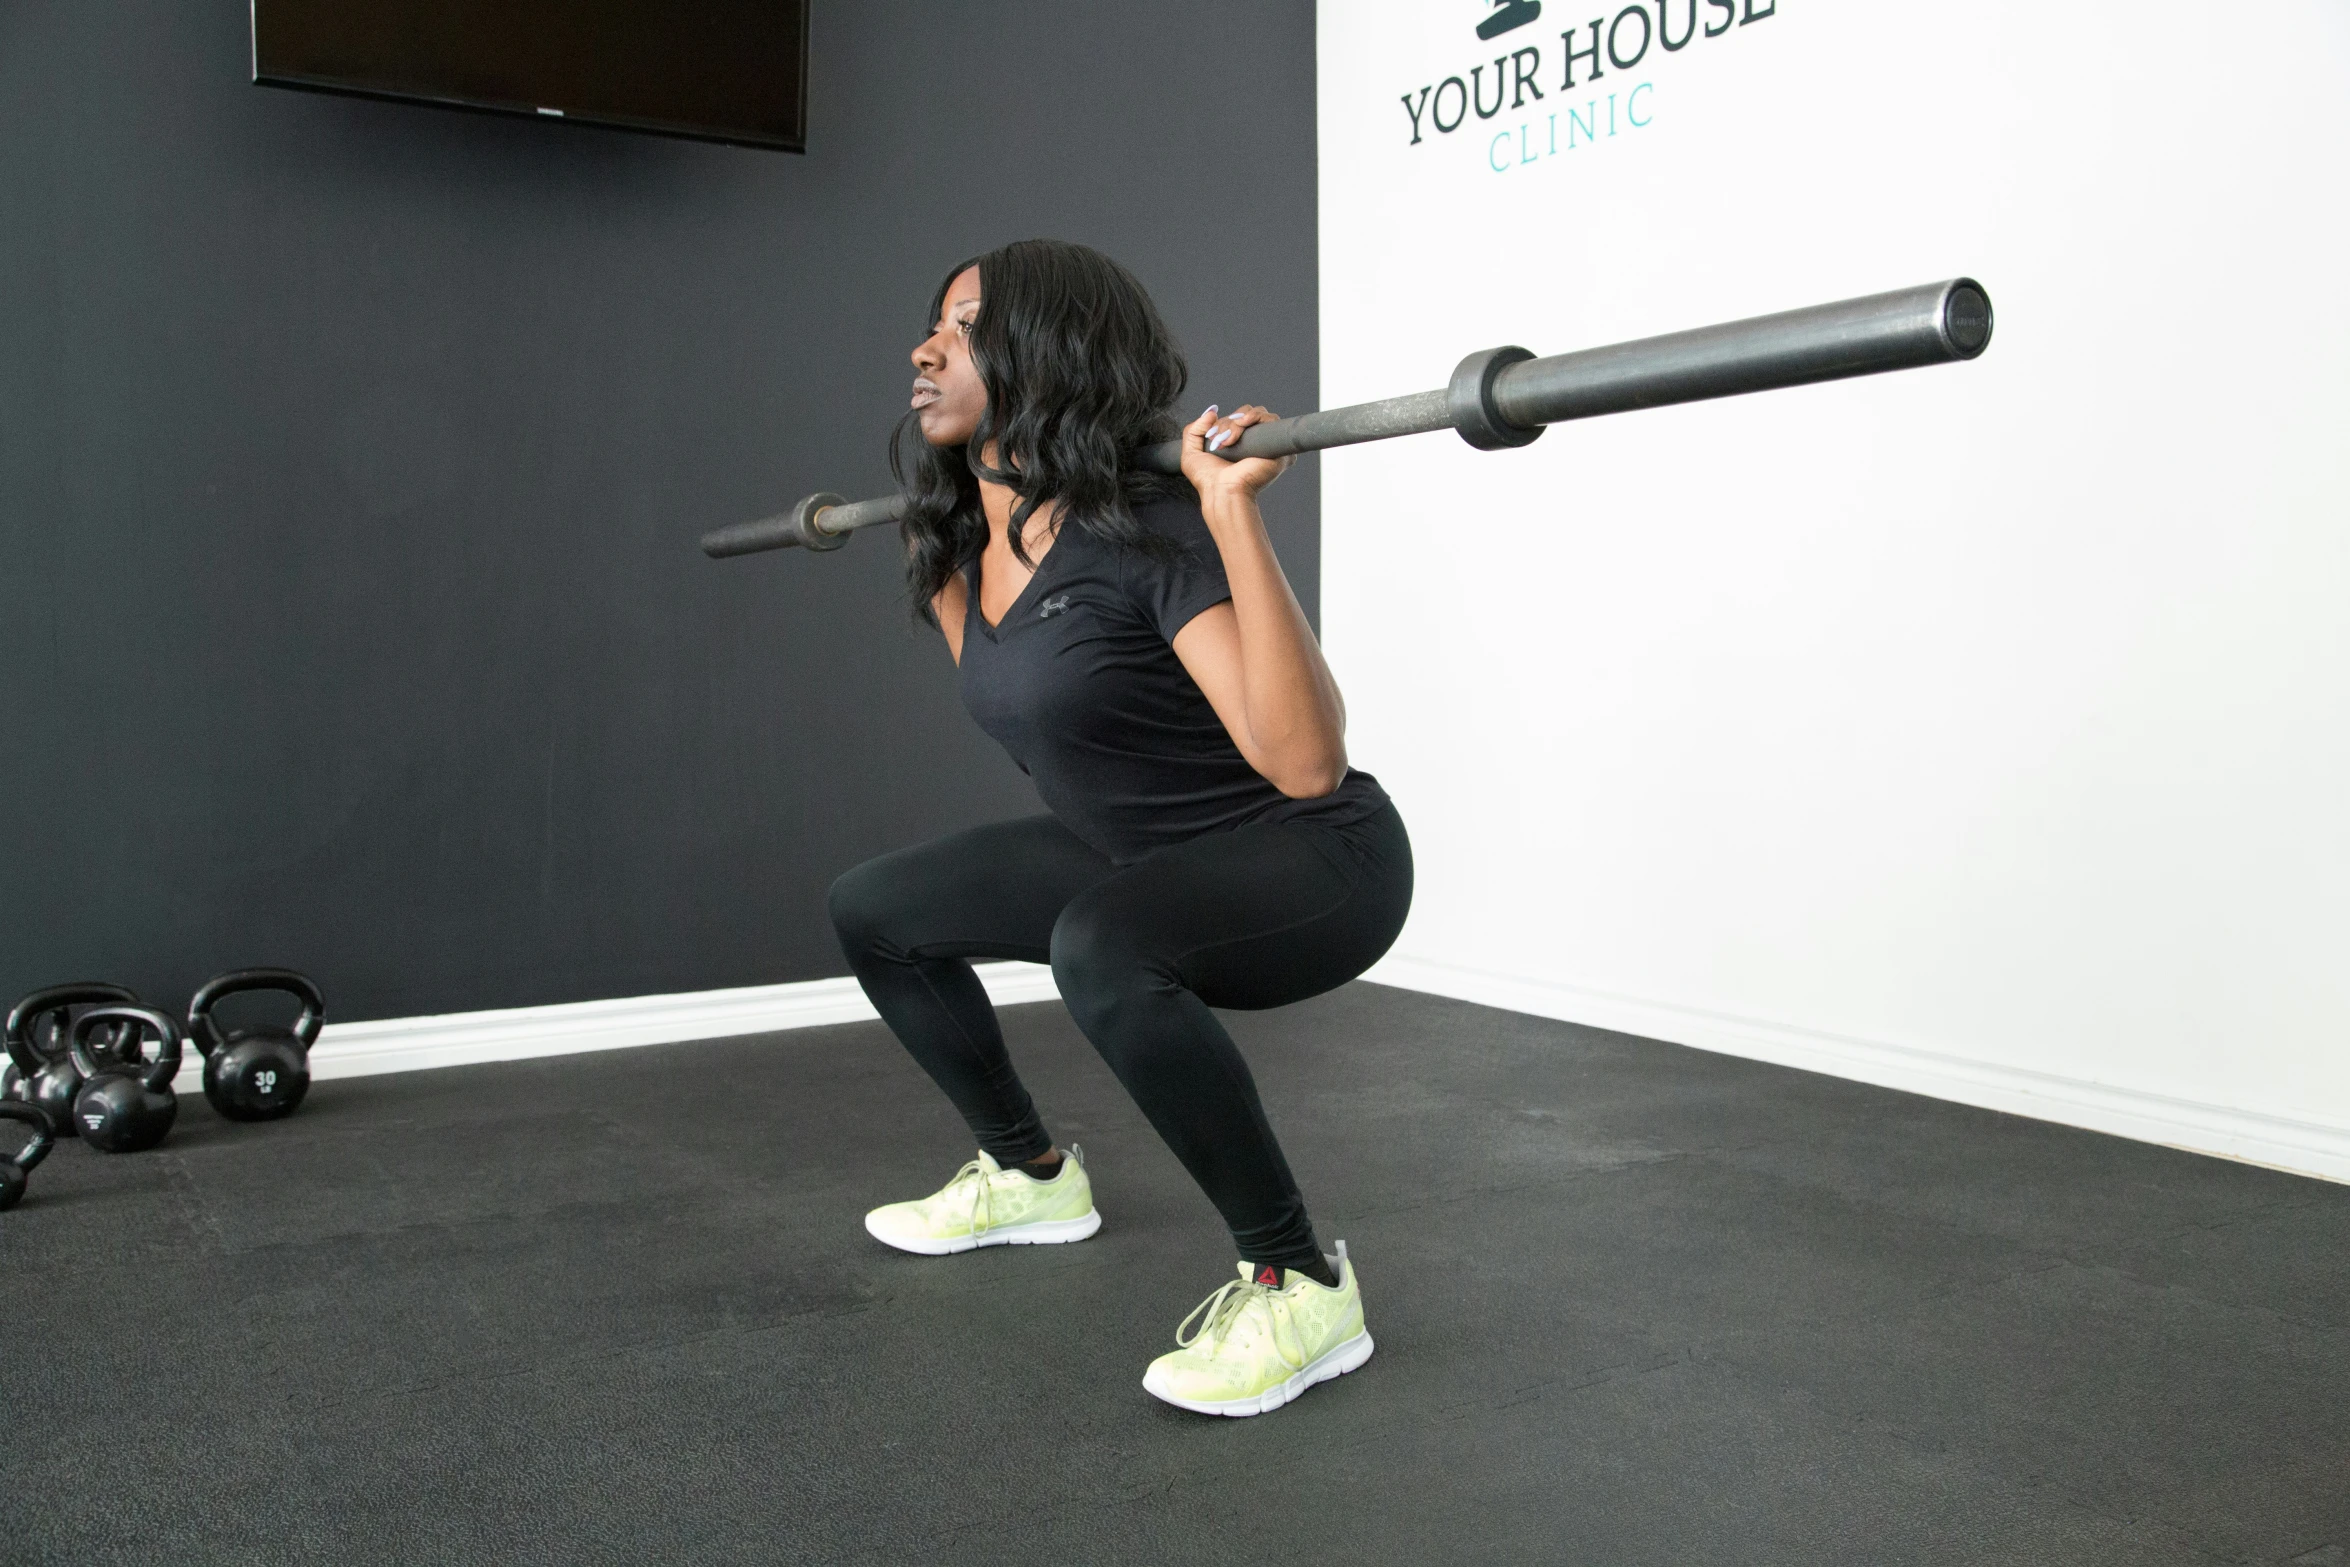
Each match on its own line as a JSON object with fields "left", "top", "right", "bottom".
{"left": 944, "top": 1145, "right": 1081, "bottom": 1237}
{"left": 1173, "top": 1278, "right": 1307, "bottom": 1372}
{"left": 944, "top": 1158, "right": 997, "bottom": 1235}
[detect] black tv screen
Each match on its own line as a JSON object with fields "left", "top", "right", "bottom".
{"left": 252, "top": 0, "right": 809, "bottom": 152}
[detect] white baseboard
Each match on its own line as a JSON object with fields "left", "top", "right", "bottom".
{"left": 1364, "top": 952, "right": 2350, "bottom": 1187}
{"left": 152, "top": 951, "right": 2350, "bottom": 1188}
{"left": 166, "top": 962, "right": 1060, "bottom": 1092}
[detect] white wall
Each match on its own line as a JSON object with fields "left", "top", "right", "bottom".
{"left": 1317, "top": 0, "right": 2350, "bottom": 1180}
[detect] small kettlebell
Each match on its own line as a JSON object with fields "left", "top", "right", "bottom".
{"left": 69, "top": 1005, "right": 181, "bottom": 1154}
{"left": 5, "top": 983, "right": 139, "bottom": 1136}
{"left": 0, "top": 1101, "right": 57, "bottom": 1211}
{"left": 188, "top": 968, "right": 323, "bottom": 1122}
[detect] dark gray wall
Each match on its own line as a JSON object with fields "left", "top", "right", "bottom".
{"left": 0, "top": 2, "right": 1319, "bottom": 1021}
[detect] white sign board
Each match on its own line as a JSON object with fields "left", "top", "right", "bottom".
{"left": 1318, "top": 0, "right": 2350, "bottom": 1177}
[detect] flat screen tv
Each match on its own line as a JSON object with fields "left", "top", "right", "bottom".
{"left": 252, "top": 0, "right": 809, "bottom": 152}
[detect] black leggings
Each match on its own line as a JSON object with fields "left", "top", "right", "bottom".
{"left": 828, "top": 802, "right": 1412, "bottom": 1271}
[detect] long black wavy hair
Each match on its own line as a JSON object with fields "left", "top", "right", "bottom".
{"left": 891, "top": 239, "right": 1192, "bottom": 621}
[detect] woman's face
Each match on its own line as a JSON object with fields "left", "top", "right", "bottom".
{"left": 910, "top": 266, "right": 985, "bottom": 447}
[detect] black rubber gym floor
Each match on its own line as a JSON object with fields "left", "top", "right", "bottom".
{"left": 5, "top": 983, "right": 2344, "bottom": 1564}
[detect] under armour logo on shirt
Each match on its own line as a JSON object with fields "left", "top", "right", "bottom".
{"left": 1038, "top": 594, "right": 1073, "bottom": 618}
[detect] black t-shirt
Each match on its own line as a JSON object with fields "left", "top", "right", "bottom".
{"left": 958, "top": 492, "right": 1390, "bottom": 865}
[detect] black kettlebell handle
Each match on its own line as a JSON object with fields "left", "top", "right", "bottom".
{"left": 0, "top": 1101, "right": 56, "bottom": 1173}
{"left": 6, "top": 983, "right": 138, "bottom": 1073}
{"left": 69, "top": 1006, "right": 182, "bottom": 1093}
{"left": 188, "top": 969, "right": 325, "bottom": 1057}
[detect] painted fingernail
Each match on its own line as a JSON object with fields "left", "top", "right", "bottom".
{"left": 1202, "top": 404, "right": 1219, "bottom": 419}
{"left": 1207, "top": 430, "right": 1232, "bottom": 451}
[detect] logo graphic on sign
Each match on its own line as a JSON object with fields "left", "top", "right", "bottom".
{"left": 1477, "top": 0, "right": 1543, "bottom": 41}
{"left": 1398, "top": 1, "right": 1776, "bottom": 173}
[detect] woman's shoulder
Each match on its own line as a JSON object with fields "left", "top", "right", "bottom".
{"left": 1123, "top": 488, "right": 1215, "bottom": 554}
{"left": 1107, "top": 487, "right": 1228, "bottom": 638}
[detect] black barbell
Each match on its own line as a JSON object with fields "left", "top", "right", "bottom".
{"left": 701, "top": 276, "right": 1992, "bottom": 559}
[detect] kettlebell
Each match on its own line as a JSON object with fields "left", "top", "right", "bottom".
{"left": 69, "top": 1005, "right": 181, "bottom": 1153}
{"left": 0, "top": 1102, "right": 57, "bottom": 1212}
{"left": 4, "top": 983, "right": 139, "bottom": 1135}
{"left": 188, "top": 968, "right": 323, "bottom": 1122}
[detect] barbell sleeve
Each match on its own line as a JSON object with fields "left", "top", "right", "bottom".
{"left": 700, "top": 492, "right": 902, "bottom": 557}
{"left": 702, "top": 277, "right": 1990, "bottom": 558}
{"left": 1490, "top": 277, "right": 1992, "bottom": 428}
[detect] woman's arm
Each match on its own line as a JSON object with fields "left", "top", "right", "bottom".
{"left": 1170, "top": 404, "right": 1349, "bottom": 799}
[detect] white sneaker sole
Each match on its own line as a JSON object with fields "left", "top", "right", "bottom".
{"left": 1141, "top": 1327, "right": 1376, "bottom": 1417}
{"left": 863, "top": 1206, "right": 1102, "bottom": 1256}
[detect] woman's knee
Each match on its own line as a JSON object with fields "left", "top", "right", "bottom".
{"left": 826, "top": 857, "right": 899, "bottom": 957}
{"left": 1048, "top": 903, "right": 1163, "bottom": 1029}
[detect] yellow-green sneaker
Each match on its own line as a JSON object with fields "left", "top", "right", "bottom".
{"left": 1141, "top": 1240, "right": 1373, "bottom": 1417}
{"left": 862, "top": 1146, "right": 1102, "bottom": 1256}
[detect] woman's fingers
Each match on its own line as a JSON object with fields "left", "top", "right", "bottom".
{"left": 1188, "top": 404, "right": 1287, "bottom": 465}
{"left": 1181, "top": 400, "right": 1292, "bottom": 495}
{"left": 1204, "top": 405, "right": 1278, "bottom": 454}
